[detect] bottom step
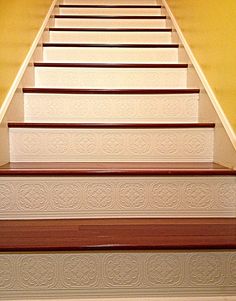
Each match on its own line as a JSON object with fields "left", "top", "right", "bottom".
{"left": 1, "top": 219, "right": 235, "bottom": 298}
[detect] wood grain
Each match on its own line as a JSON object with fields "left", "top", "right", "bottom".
{"left": 23, "top": 88, "right": 200, "bottom": 94}
{"left": 58, "top": 5, "right": 162, "bottom": 8}
{"left": 0, "top": 162, "right": 235, "bottom": 176}
{"left": 54, "top": 15, "right": 167, "bottom": 19}
{"left": 8, "top": 122, "right": 215, "bottom": 128}
{"left": 49, "top": 28, "right": 172, "bottom": 32}
{"left": 43, "top": 43, "right": 179, "bottom": 48}
{"left": 34, "top": 62, "right": 187, "bottom": 68}
{"left": 0, "top": 218, "right": 235, "bottom": 252}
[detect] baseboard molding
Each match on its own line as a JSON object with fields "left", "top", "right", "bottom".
{"left": 162, "top": 0, "right": 236, "bottom": 152}
{"left": 0, "top": 0, "right": 58, "bottom": 124}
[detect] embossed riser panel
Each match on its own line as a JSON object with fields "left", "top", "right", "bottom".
{"left": 35, "top": 68, "right": 187, "bottom": 89}
{"left": 59, "top": 7, "right": 163, "bottom": 15}
{"left": 63, "top": 0, "right": 160, "bottom": 4}
{"left": 0, "top": 251, "right": 236, "bottom": 298}
{"left": 43, "top": 47, "right": 178, "bottom": 63}
{"left": 9, "top": 128, "right": 213, "bottom": 162}
{"left": 54, "top": 19, "right": 166, "bottom": 28}
{"left": 0, "top": 176, "right": 235, "bottom": 219}
{"left": 49, "top": 31, "right": 172, "bottom": 44}
{"left": 24, "top": 94, "right": 198, "bottom": 123}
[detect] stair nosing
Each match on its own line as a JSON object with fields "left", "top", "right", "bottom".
{"left": 58, "top": 5, "right": 163, "bottom": 8}
{"left": 23, "top": 88, "right": 200, "bottom": 94}
{"left": 34, "top": 62, "right": 187, "bottom": 68}
{"left": 43, "top": 42, "right": 179, "bottom": 48}
{"left": 49, "top": 27, "right": 172, "bottom": 32}
{"left": 54, "top": 15, "right": 167, "bottom": 19}
{"left": 8, "top": 122, "right": 215, "bottom": 129}
{"left": 0, "top": 163, "right": 234, "bottom": 176}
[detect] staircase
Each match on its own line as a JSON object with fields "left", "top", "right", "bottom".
{"left": 0, "top": 0, "right": 236, "bottom": 299}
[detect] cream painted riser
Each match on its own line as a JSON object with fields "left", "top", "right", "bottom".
{"left": 43, "top": 47, "right": 178, "bottom": 63}
{"left": 62, "top": 0, "right": 161, "bottom": 5}
{"left": 0, "top": 176, "right": 235, "bottom": 219}
{"left": 1, "top": 251, "right": 236, "bottom": 298}
{"left": 49, "top": 31, "right": 172, "bottom": 44}
{"left": 34, "top": 67, "right": 187, "bottom": 89}
{"left": 9, "top": 128, "right": 213, "bottom": 162}
{"left": 59, "top": 7, "right": 162, "bottom": 15}
{"left": 24, "top": 94, "right": 198, "bottom": 123}
{"left": 54, "top": 18, "right": 166, "bottom": 28}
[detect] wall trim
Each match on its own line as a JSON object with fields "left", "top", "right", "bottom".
{"left": 162, "top": 0, "right": 236, "bottom": 151}
{"left": 0, "top": 0, "right": 58, "bottom": 124}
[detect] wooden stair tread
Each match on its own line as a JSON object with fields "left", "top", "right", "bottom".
{"left": 23, "top": 88, "right": 200, "bottom": 94}
{"left": 0, "top": 162, "right": 235, "bottom": 176}
{"left": 54, "top": 15, "right": 167, "bottom": 19}
{"left": 58, "top": 5, "right": 162, "bottom": 8}
{"left": 8, "top": 122, "right": 214, "bottom": 128}
{"left": 0, "top": 218, "right": 236, "bottom": 251}
{"left": 43, "top": 43, "right": 179, "bottom": 48}
{"left": 34, "top": 62, "right": 187, "bottom": 68}
{"left": 49, "top": 27, "right": 172, "bottom": 32}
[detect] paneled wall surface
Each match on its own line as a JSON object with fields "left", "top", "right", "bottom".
{"left": 0, "top": 0, "right": 53, "bottom": 106}
{"left": 166, "top": 0, "right": 236, "bottom": 133}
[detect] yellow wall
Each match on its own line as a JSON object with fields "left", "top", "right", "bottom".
{"left": 0, "top": 0, "right": 53, "bottom": 106}
{"left": 167, "top": 0, "right": 236, "bottom": 133}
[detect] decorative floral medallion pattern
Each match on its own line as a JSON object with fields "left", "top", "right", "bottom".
{"left": 146, "top": 254, "right": 183, "bottom": 286}
{"left": 0, "top": 257, "right": 14, "bottom": 289}
{"left": 0, "top": 252, "right": 236, "bottom": 297}
{"left": 188, "top": 254, "right": 224, "bottom": 286}
{"left": 19, "top": 256, "right": 57, "bottom": 288}
{"left": 103, "top": 254, "right": 140, "bottom": 286}
{"left": 63, "top": 255, "right": 98, "bottom": 287}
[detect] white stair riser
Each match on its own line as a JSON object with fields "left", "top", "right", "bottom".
{"left": 0, "top": 251, "right": 236, "bottom": 298}
{"left": 24, "top": 94, "right": 199, "bottom": 123}
{"left": 0, "top": 176, "right": 235, "bottom": 219}
{"left": 63, "top": 0, "right": 160, "bottom": 4}
{"left": 35, "top": 68, "right": 187, "bottom": 89}
{"left": 10, "top": 128, "right": 214, "bottom": 162}
{"left": 59, "top": 7, "right": 162, "bottom": 15}
{"left": 54, "top": 18, "right": 166, "bottom": 28}
{"left": 43, "top": 47, "right": 178, "bottom": 63}
{"left": 49, "top": 31, "right": 172, "bottom": 44}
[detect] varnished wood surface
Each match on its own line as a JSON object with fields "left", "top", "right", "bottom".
{"left": 23, "top": 88, "right": 200, "bottom": 94}
{"left": 58, "top": 5, "right": 162, "bottom": 8}
{"left": 49, "top": 28, "right": 172, "bottom": 32}
{"left": 43, "top": 43, "right": 179, "bottom": 48}
{"left": 0, "top": 162, "right": 235, "bottom": 176}
{"left": 34, "top": 62, "right": 187, "bottom": 68}
{"left": 54, "top": 15, "right": 167, "bottom": 19}
{"left": 0, "top": 218, "right": 235, "bottom": 252}
{"left": 8, "top": 122, "right": 214, "bottom": 128}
